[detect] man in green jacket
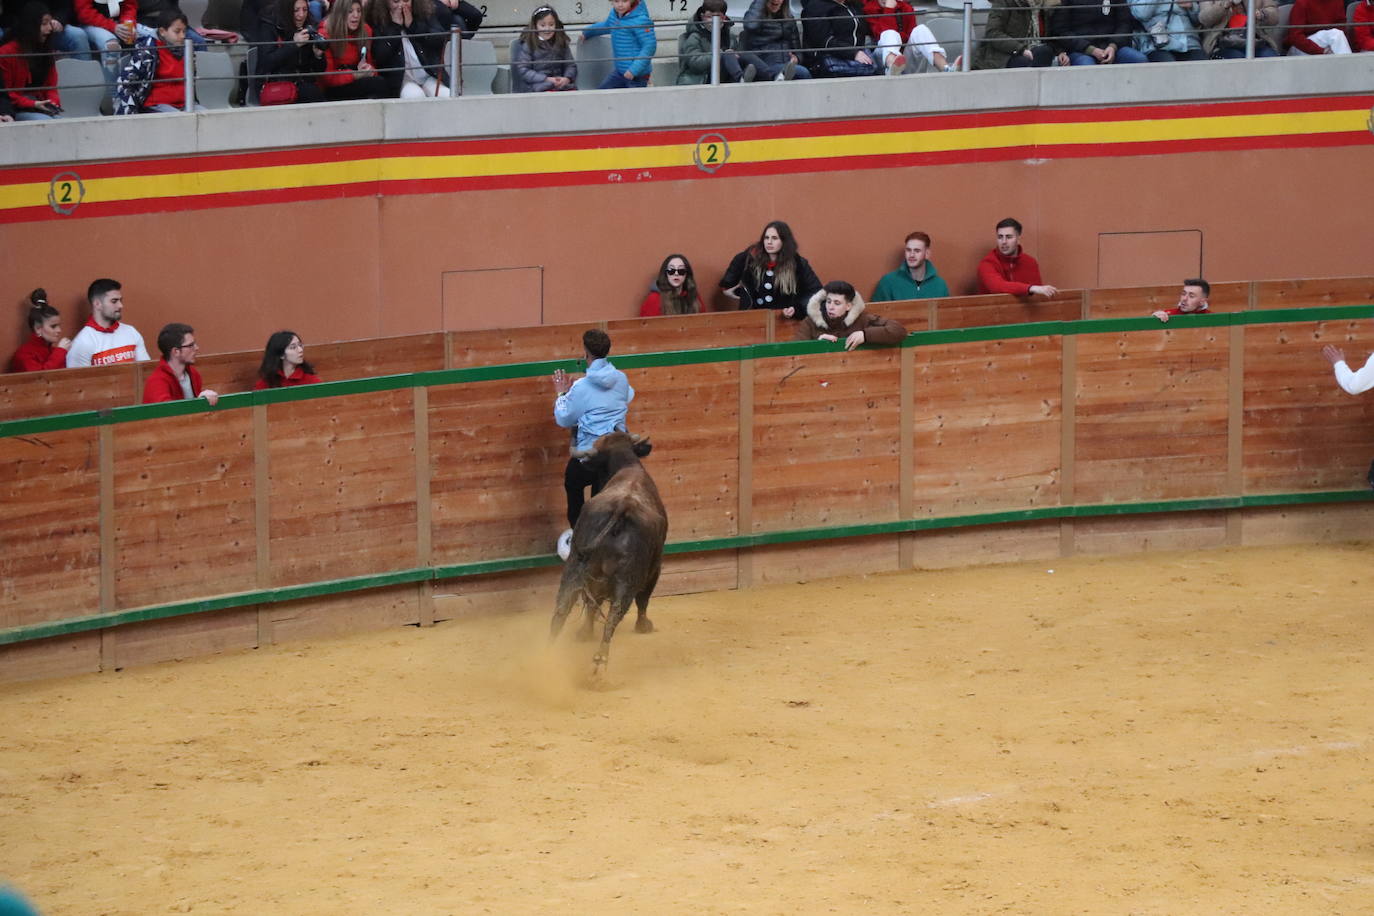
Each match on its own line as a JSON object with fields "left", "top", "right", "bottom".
{"left": 871, "top": 230, "right": 950, "bottom": 302}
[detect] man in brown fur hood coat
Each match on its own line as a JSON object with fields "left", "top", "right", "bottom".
{"left": 794, "top": 281, "right": 908, "bottom": 350}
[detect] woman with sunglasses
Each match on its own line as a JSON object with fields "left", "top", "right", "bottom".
{"left": 719, "top": 220, "right": 820, "bottom": 319}
{"left": 640, "top": 254, "right": 705, "bottom": 317}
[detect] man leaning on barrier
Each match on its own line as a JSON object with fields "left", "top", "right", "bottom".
{"left": 1151, "top": 278, "right": 1210, "bottom": 322}
{"left": 143, "top": 322, "right": 220, "bottom": 405}
{"left": 975, "top": 217, "right": 1059, "bottom": 300}
{"left": 795, "top": 280, "right": 909, "bottom": 349}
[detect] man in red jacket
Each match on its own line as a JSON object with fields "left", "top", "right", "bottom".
{"left": 975, "top": 217, "right": 1059, "bottom": 299}
{"left": 142, "top": 322, "right": 220, "bottom": 404}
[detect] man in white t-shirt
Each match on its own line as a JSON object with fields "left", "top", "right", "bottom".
{"left": 66, "top": 278, "right": 150, "bottom": 368}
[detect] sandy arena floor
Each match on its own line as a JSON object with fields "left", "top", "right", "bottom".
{"left": 2, "top": 544, "right": 1372, "bottom": 915}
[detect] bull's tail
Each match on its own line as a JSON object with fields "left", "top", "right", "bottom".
{"left": 574, "top": 504, "right": 631, "bottom": 558}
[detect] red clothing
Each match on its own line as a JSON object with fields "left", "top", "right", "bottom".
{"left": 1163, "top": 304, "right": 1210, "bottom": 316}
{"left": 319, "top": 24, "right": 372, "bottom": 88}
{"left": 75, "top": 0, "right": 138, "bottom": 32}
{"left": 0, "top": 39, "right": 60, "bottom": 113}
{"left": 638, "top": 290, "right": 706, "bottom": 317}
{"left": 142, "top": 359, "right": 203, "bottom": 403}
{"left": 860, "top": 0, "right": 919, "bottom": 41}
{"left": 9, "top": 333, "right": 67, "bottom": 372}
{"left": 1352, "top": 0, "right": 1374, "bottom": 51}
{"left": 975, "top": 247, "right": 1044, "bottom": 296}
{"left": 254, "top": 367, "right": 321, "bottom": 389}
{"left": 1287, "top": 0, "right": 1350, "bottom": 53}
{"left": 143, "top": 44, "right": 185, "bottom": 109}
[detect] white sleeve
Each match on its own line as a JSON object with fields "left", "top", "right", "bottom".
{"left": 1333, "top": 354, "right": 1374, "bottom": 395}
{"left": 134, "top": 331, "right": 150, "bottom": 362}
{"left": 65, "top": 329, "right": 93, "bottom": 367}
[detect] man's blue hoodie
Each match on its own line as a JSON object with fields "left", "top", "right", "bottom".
{"left": 554, "top": 358, "right": 635, "bottom": 452}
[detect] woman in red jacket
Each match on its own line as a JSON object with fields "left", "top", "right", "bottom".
{"left": 255, "top": 330, "right": 322, "bottom": 388}
{"left": 318, "top": 0, "right": 389, "bottom": 99}
{"left": 9, "top": 295, "right": 71, "bottom": 372}
{"left": 0, "top": 2, "right": 64, "bottom": 120}
{"left": 639, "top": 254, "right": 706, "bottom": 317}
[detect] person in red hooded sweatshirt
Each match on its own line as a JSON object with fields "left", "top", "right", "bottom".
{"left": 142, "top": 322, "right": 220, "bottom": 404}
{"left": 975, "top": 217, "right": 1059, "bottom": 300}
{"left": 9, "top": 291, "right": 71, "bottom": 372}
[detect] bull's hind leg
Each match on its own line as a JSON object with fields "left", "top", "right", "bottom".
{"left": 576, "top": 597, "right": 600, "bottom": 642}
{"left": 634, "top": 565, "right": 661, "bottom": 634}
{"left": 592, "top": 591, "right": 635, "bottom": 677}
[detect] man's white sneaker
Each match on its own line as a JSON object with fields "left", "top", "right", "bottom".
{"left": 557, "top": 529, "right": 574, "bottom": 561}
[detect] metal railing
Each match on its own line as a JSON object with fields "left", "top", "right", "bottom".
{"left": 0, "top": 1, "right": 1349, "bottom": 117}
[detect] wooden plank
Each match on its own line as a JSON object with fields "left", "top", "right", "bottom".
{"left": 1073, "top": 510, "right": 1229, "bottom": 555}
{"left": 0, "top": 631, "right": 101, "bottom": 684}
{"left": 936, "top": 292, "right": 1083, "bottom": 330}
{"left": 0, "top": 428, "right": 102, "bottom": 631}
{"left": 433, "top": 566, "right": 563, "bottom": 619}
{"left": 861, "top": 299, "right": 933, "bottom": 334}
{"left": 253, "top": 404, "right": 269, "bottom": 587}
{"left": 912, "top": 336, "right": 1063, "bottom": 518}
{"left": 606, "top": 310, "right": 770, "bottom": 354}
{"left": 737, "top": 359, "right": 754, "bottom": 588}
{"left": 261, "top": 584, "right": 421, "bottom": 645}
{"left": 1226, "top": 325, "right": 1244, "bottom": 545}
{"left": 751, "top": 349, "right": 902, "bottom": 532}
{"left": 448, "top": 322, "right": 588, "bottom": 369}
{"left": 656, "top": 549, "right": 738, "bottom": 597}
{"left": 0, "top": 363, "right": 139, "bottom": 422}
{"left": 910, "top": 520, "right": 1062, "bottom": 570}
{"left": 1253, "top": 276, "right": 1374, "bottom": 311}
{"left": 1060, "top": 336, "right": 1077, "bottom": 556}
{"left": 898, "top": 347, "right": 915, "bottom": 569}
{"left": 1074, "top": 327, "right": 1230, "bottom": 504}
{"left": 1238, "top": 503, "right": 1374, "bottom": 546}
{"left": 1242, "top": 321, "right": 1374, "bottom": 493}
{"left": 749, "top": 533, "right": 899, "bottom": 585}
{"left": 195, "top": 332, "right": 447, "bottom": 395}
{"left": 267, "top": 390, "right": 418, "bottom": 586}
{"left": 102, "top": 606, "right": 259, "bottom": 670}
{"left": 112, "top": 412, "right": 258, "bottom": 609}
{"left": 429, "top": 377, "right": 573, "bottom": 564}
{"left": 414, "top": 387, "right": 431, "bottom": 566}
{"left": 1087, "top": 282, "right": 1248, "bottom": 318}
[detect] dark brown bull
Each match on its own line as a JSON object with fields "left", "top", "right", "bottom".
{"left": 550, "top": 431, "right": 667, "bottom": 677}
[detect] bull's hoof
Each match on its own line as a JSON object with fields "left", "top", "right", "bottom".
{"left": 635, "top": 617, "right": 654, "bottom": 634}
{"left": 590, "top": 654, "right": 608, "bottom": 679}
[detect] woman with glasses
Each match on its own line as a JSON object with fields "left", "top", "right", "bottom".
{"left": 255, "top": 330, "right": 321, "bottom": 388}
{"left": 512, "top": 5, "right": 577, "bottom": 91}
{"left": 719, "top": 220, "right": 821, "bottom": 319}
{"left": 640, "top": 254, "right": 706, "bottom": 316}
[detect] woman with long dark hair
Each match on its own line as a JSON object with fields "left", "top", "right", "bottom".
{"left": 255, "top": 330, "right": 321, "bottom": 388}
{"left": 255, "top": 0, "right": 326, "bottom": 103}
{"left": 640, "top": 254, "right": 705, "bottom": 317}
{"left": 370, "top": 0, "right": 451, "bottom": 98}
{"left": 511, "top": 5, "right": 576, "bottom": 91}
{"left": 318, "top": 0, "right": 388, "bottom": 100}
{"left": 0, "top": 1, "right": 64, "bottom": 120}
{"left": 719, "top": 220, "right": 821, "bottom": 319}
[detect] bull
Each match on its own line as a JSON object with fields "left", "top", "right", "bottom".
{"left": 550, "top": 431, "right": 668, "bottom": 677}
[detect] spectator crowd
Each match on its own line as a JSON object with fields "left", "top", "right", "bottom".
{"left": 3, "top": 0, "right": 1372, "bottom": 118}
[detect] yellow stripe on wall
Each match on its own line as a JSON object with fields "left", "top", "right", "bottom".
{"left": 0, "top": 108, "right": 1363, "bottom": 213}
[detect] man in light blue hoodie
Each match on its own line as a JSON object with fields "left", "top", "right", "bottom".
{"left": 581, "top": 0, "right": 656, "bottom": 88}
{"left": 552, "top": 328, "right": 635, "bottom": 558}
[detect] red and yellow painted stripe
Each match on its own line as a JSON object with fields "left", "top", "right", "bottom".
{"left": 1, "top": 95, "right": 1369, "bottom": 223}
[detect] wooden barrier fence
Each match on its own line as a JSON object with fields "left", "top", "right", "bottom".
{"left": 8, "top": 276, "right": 1374, "bottom": 425}
{"left": 4, "top": 304, "right": 1374, "bottom": 682}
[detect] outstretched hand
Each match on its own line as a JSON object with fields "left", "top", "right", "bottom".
{"left": 552, "top": 368, "right": 573, "bottom": 394}
{"left": 1321, "top": 344, "right": 1346, "bottom": 367}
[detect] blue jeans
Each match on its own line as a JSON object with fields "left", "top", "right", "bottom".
{"left": 1069, "top": 46, "right": 1148, "bottom": 65}
{"left": 820, "top": 52, "right": 879, "bottom": 77}
{"left": 15, "top": 110, "right": 56, "bottom": 121}
{"left": 51, "top": 25, "right": 95, "bottom": 59}
{"left": 755, "top": 58, "right": 811, "bottom": 79}
{"left": 597, "top": 70, "right": 650, "bottom": 89}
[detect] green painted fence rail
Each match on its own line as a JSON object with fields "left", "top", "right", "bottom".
{"left": 4, "top": 488, "right": 1371, "bottom": 648}
{"left": 5, "top": 304, "right": 1373, "bottom": 441}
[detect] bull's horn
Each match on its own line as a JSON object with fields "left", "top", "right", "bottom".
{"left": 570, "top": 446, "right": 596, "bottom": 459}
{"left": 629, "top": 433, "right": 650, "bottom": 445}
